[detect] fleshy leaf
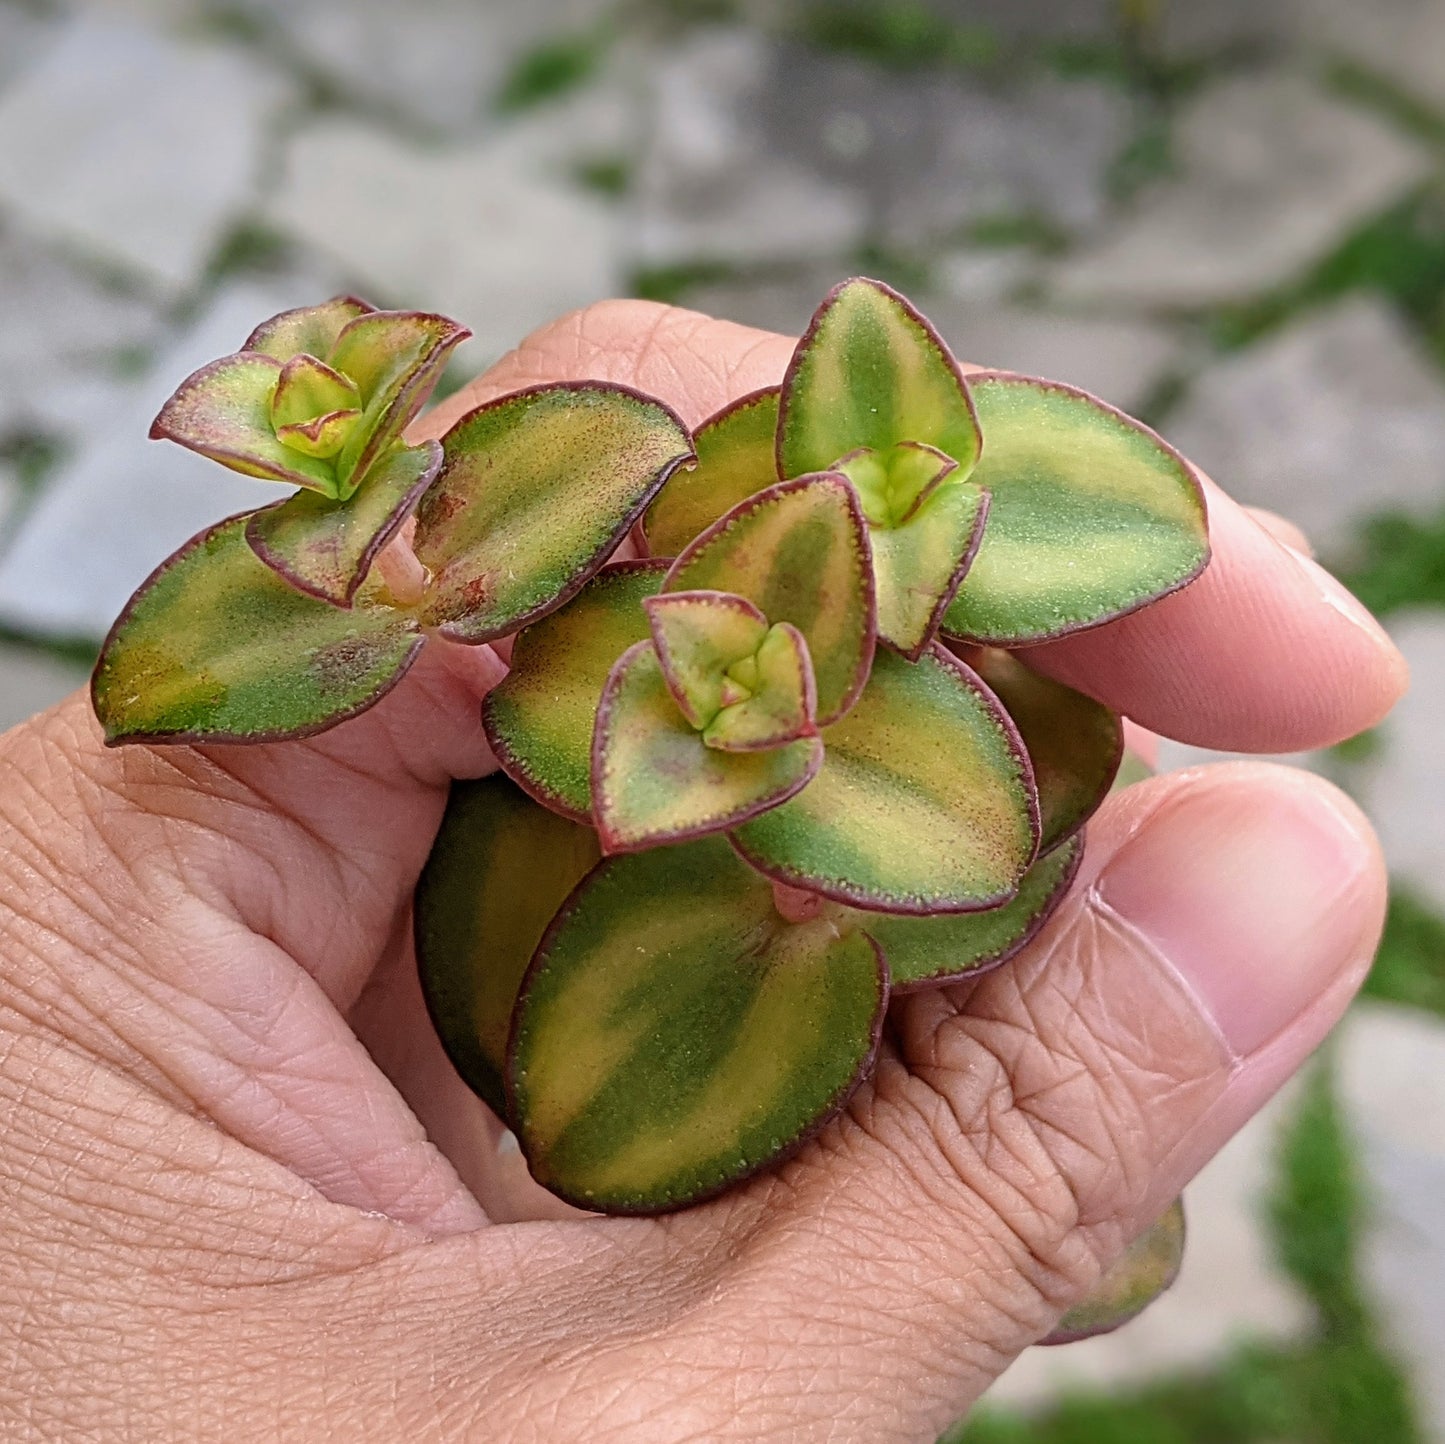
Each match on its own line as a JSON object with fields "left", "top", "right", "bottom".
{"left": 270, "top": 352, "right": 361, "bottom": 430}
{"left": 482, "top": 561, "right": 667, "bottom": 820}
{"left": 274, "top": 410, "right": 360, "bottom": 461}
{"left": 245, "top": 439, "right": 442, "bottom": 607}
{"left": 93, "top": 514, "right": 423, "bottom": 744}
{"left": 731, "top": 646, "right": 1039, "bottom": 913}
{"left": 778, "top": 277, "right": 982, "bottom": 480}
{"left": 507, "top": 835, "right": 887, "bottom": 1213}
{"left": 1043, "top": 1198, "right": 1187, "bottom": 1345}
{"left": 871, "top": 479, "right": 989, "bottom": 659}
{"left": 150, "top": 353, "right": 339, "bottom": 495}
{"left": 703, "top": 623, "right": 817, "bottom": 752}
{"left": 416, "top": 774, "right": 600, "bottom": 1117}
{"left": 415, "top": 383, "right": 694, "bottom": 643}
{"left": 942, "top": 374, "right": 1210, "bottom": 645}
{"left": 244, "top": 295, "right": 375, "bottom": 363}
{"left": 591, "top": 641, "right": 822, "bottom": 852}
{"left": 642, "top": 387, "right": 781, "bottom": 556}
{"left": 972, "top": 647, "right": 1123, "bottom": 853}
{"left": 665, "top": 474, "right": 874, "bottom": 725}
{"left": 837, "top": 440, "right": 956, "bottom": 529}
{"left": 329, "top": 310, "right": 471, "bottom": 493}
{"left": 860, "top": 834, "right": 1081, "bottom": 990}
{"left": 644, "top": 589, "right": 769, "bottom": 729}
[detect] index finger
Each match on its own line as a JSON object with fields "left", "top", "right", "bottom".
{"left": 417, "top": 298, "right": 1406, "bottom": 753}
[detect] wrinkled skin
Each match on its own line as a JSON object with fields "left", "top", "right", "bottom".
{"left": 0, "top": 302, "right": 1403, "bottom": 1442}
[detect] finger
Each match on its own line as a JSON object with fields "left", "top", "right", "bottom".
{"left": 629, "top": 763, "right": 1384, "bottom": 1440}
{"left": 1245, "top": 504, "right": 1314, "bottom": 558}
{"left": 1025, "top": 481, "right": 1404, "bottom": 752}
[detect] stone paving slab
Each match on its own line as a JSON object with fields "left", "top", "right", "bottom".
{"left": 266, "top": 117, "right": 624, "bottom": 362}
{"left": 1355, "top": 611, "right": 1445, "bottom": 915}
{"left": 0, "top": 282, "right": 316, "bottom": 639}
{"left": 1337, "top": 1001, "right": 1445, "bottom": 1443}
{"left": 0, "top": 224, "right": 163, "bottom": 436}
{"left": 1051, "top": 71, "right": 1432, "bottom": 308}
{"left": 0, "top": 642, "right": 87, "bottom": 734}
{"left": 985, "top": 1083, "right": 1310, "bottom": 1408}
{"left": 1166, "top": 296, "right": 1445, "bottom": 559}
{"left": 0, "top": 12, "right": 291, "bottom": 297}
{"left": 1307, "top": 0, "right": 1445, "bottom": 114}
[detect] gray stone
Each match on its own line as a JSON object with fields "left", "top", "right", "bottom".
{"left": 0, "top": 463, "right": 18, "bottom": 548}
{"left": 229, "top": 0, "right": 616, "bottom": 133}
{"left": 0, "top": 283, "right": 317, "bottom": 640}
{"left": 985, "top": 1084, "right": 1311, "bottom": 1407}
{"left": 1157, "top": 0, "right": 1302, "bottom": 56}
{"left": 919, "top": 300, "right": 1183, "bottom": 412}
{"left": 0, "top": 13, "right": 291, "bottom": 296}
{"left": 266, "top": 117, "right": 623, "bottom": 363}
{"left": 1337, "top": 1002, "right": 1445, "bottom": 1442}
{"left": 0, "top": 642, "right": 88, "bottom": 734}
{"left": 0, "top": 224, "right": 163, "bottom": 436}
{"left": 1052, "top": 72, "right": 1431, "bottom": 308}
{"left": 1307, "top": 0, "right": 1445, "bottom": 113}
{"left": 1166, "top": 297, "right": 1445, "bottom": 557}
{"left": 1354, "top": 612, "right": 1445, "bottom": 914}
{"left": 0, "top": 2, "right": 55, "bottom": 94}
{"left": 931, "top": 0, "right": 1116, "bottom": 41}
{"left": 634, "top": 30, "right": 867, "bottom": 267}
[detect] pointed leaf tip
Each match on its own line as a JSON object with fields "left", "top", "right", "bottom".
{"left": 591, "top": 641, "right": 822, "bottom": 854}
{"left": 665, "top": 472, "right": 875, "bottom": 726}
{"left": 778, "top": 277, "right": 981, "bottom": 482}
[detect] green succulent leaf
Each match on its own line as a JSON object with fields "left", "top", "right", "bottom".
{"left": 731, "top": 646, "right": 1039, "bottom": 914}
{"left": 942, "top": 374, "right": 1210, "bottom": 645}
{"left": 1044, "top": 1198, "right": 1186, "bottom": 1345}
{"left": 271, "top": 352, "right": 361, "bottom": 430}
{"left": 482, "top": 561, "right": 666, "bottom": 820}
{"left": 328, "top": 309, "right": 470, "bottom": 494}
{"left": 591, "top": 641, "right": 822, "bottom": 852}
{"left": 971, "top": 647, "right": 1123, "bottom": 853}
{"left": 416, "top": 773, "right": 600, "bottom": 1117}
{"left": 778, "top": 277, "right": 982, "bottom": 480}
{"left": 871, "top": 479, "right": 989, "bottom": 660}
{"left": 150, "top": 353, "right": 339, "bottom": 496}
{"left": 507, "top": 835, "right": 887, "bottom": 1213}
{"left": 414, "top": 383, "right": 694, "bottom": 644}
{"left": 245, "top": 440, "right": 441, "bottom": 607}
{"left": 642, "top": 387, "right": 781, "bottom": 556}
{"left": 837, "top": 440, "right": 955, "bottom": 529}
{"left": 859, "top": 834, "right": 1081, "bottom": 990}
{"left": 665, "top": 474, "right": 875, "bottom": 725}
{"left": 702, "top": 622, "right": 816, "bottom": 752}
{"left": 244, "top": 295, "right": 375, "bottom": 363}
{"left": 93, "top": 514, "right": 423, "bottom": 744}
{"left": 644, "top": 589, "right": 770, "bottom": 729}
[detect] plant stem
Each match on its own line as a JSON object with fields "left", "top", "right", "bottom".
{"left": 772, "top": 880, "right": 825, "bottom": 924}
{"left": 375, "top": 535, "right": 431, "bottom": 608}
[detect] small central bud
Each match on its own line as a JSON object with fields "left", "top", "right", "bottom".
{"left": 837, "top": 440, "right": 958, "bottom": 529}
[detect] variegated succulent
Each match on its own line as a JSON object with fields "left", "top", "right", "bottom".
{"left": 93, "top": 279, "right": 1207, "bottom": 1342}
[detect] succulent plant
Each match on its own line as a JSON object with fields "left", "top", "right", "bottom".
{"left": 92, "top": 278, "right": 1211, "bottom": 1341}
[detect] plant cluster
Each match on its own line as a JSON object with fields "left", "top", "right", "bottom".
{"left": 93, "top": 278, "right": 1210, "bottom": 1339}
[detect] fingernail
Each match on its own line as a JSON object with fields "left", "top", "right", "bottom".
{"left": 1294, "top": 550, "right": 1408, "bottom": 681}
{"left": 1096, "top": 768, "right": 1382, "bottom": 1057}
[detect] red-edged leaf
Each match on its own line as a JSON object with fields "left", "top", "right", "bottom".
{"left": 244, "top": 295, "right": 376, "bottom": 363}
{"left": 645, "top": 589, "right": 770, "bottom": 728}
{"left": 150, "top": 353, "right": 339, "bottom": 495}
{"left": 702, "top": 622, "right": 817, "bottom": 753}
{"left": 591, "top": 641, "right": 822, "bottom": 853}
{"left": 665, "top": 473, "right": 875, "bottom": 725}
{"left": 245, "top": 440, "right": 441, "bottom": 607}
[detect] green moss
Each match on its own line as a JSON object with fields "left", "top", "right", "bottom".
{"left": 797, "top": 1, "right": 999, "bottom": 72}
{"left": 628, "top": 261, "right": 739, "bottom": 306}
{"left": 496, "top": 31, "right": 610, "bottom": 114}
{"left": 1363, "top": 889, "right": 1445, "bottom": 1018}
{"left": 1338, "top": 507, "right": 1445, "bottom": 617}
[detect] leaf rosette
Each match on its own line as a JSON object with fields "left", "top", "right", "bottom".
{"left": 97, "top": 278, "right": 1215, "bottom": 1332}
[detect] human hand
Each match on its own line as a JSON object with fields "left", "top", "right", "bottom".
{"left": 0, "top": 301, "right": 1404, "bottom": 1442}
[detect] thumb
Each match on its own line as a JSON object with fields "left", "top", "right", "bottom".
{"left": 646, "top": 761, "right": 1384, "bottom": 1440}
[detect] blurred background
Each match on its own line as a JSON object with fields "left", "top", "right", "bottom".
{"left": 1, "top": 0, "right": 1443, "bottom": 1437}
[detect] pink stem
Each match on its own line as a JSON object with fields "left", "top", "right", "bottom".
{"left": 375, "top": 535, "right": 431, "bottom": 607}
{"left": 772, "top": 880, "right": 825, "bottom": 924}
